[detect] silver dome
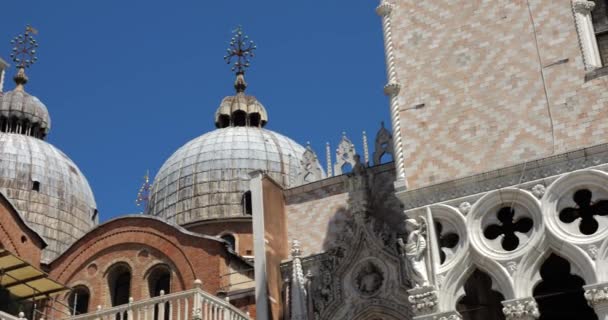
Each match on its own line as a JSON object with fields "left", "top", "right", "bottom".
{"left": 149, "top": 127, "right": 321, "bottom": 225}
{"left": 0, "top": 133, "right": 97, "bottom": 262}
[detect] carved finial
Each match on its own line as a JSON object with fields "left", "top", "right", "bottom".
{"left": 136, "top": 170, "right": 152, "bottom": 212}
{"left": 326, "top": 142, "right": 333, "bottom": 177}
{"left": 362, "top": 131, "right": 369, "bottom": 165}
{"left": 223, "top": 26, "right": 257, "bottom": 93}
{"left": 10, "top": 25, "right": 39, "bottom": 90}
{"left": 291, "top": 239, "right": 302, "bottom": 257}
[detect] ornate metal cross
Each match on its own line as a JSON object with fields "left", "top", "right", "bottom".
{"left": 10, "top": 25, "right": 39, "bottom": 69}
{"left": 434, "top": 221, "right": 459, "bottom": 264}
{"left": 136, "top": 170, "right": 152, "bottom": 211}
{"left": 223, "top": 26, "right": 257, "bottom": 74}
{"left": 484, "top": 207, "right": 533, "bottom": 251}
{"left": 560, "top": 189, "right": 608, "bottom": 235}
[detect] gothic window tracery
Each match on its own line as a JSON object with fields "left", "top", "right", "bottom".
{"left": 434, "top": 221, "right": 459, "bottom": 264}
{"left": 483, "top": 207, "right": 533, "bottom": 251}
{"left": 559, "top": 189, "right": 608, "bottom": 235}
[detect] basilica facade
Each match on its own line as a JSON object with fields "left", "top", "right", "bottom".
{"left": 1, "top": 1, "right": 608, "bottom": 320}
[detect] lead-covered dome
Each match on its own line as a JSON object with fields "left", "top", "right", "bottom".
{"left": 0, "top": 133, "right": 97, "bottom": 262}
{"left": 0, "top": 59, "right": 97, "bottom": 262}
{"left": 148, "top": 126, "right": 317, "bottom": 225}
{"left": 0, "top": 69, "right": 51, "bottom": 139}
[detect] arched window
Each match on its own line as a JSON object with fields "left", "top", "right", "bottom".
{"left": 221, "top": 234, "right": 236, "bottom": 252}
{"left": 232, "top": 110, "right": 247, "bottom": 127}
{"left": 217, "top": 114, "right": 230, "bottom": 129}
{"left": 147, "top": 266, "right": 171, "bottom": 297}
{"left": 533, "top": 254, "right": 597, "bottom": 319}
{"left": 456, "top": 269, "right": 506, "bottom": 320}
{"left": 147, "top": 265, "right": 171, "bottom": 320}
{"left": 249, "top": 113, "right": 261, "bottom": 127}
{"left": 107, "top": 264, "right": 131, "bottom": 307}
{"left": 592, "top": 0, "right": 608, "bottom": 65}
{"left": 242, "top": 191, "right": 252, "bottom": 215}
{"left": 68, "top": 286, "right": 90, "bottom": 315}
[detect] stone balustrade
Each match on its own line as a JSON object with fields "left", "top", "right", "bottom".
{"left": 63, "top": 288, "right": 249, "bottom": 320}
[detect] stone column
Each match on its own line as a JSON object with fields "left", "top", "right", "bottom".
{"left": 585, "top": 283, "right": 608, "bottom": 319}
{"left": 501, "top": 297, "right": 540, "bottom": 320}
{"left": 376, "top": 1, "right": 407, "bottom": 189}
{"left": 573, "top": 0, "right": 602, "bottom": 69}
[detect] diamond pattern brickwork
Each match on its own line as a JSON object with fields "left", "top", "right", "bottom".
{"left": 391, "top": 0, "right": 608, "bottom": 189}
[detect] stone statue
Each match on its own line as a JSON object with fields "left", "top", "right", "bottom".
{"left": 398, "top": 218, "right": 429, "bottom": 287}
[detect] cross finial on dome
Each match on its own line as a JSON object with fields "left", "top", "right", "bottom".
{"left": 223, "top": 26, "right": 257, "bottom": 93}
{"left": 136, "top": 170, "right": 152, "bottom": 212}
{"left": 10, "top": 25, "right": 39, "bottom": 91}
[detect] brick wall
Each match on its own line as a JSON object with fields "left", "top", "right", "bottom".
{"left": 47, "top": 216, "right": 248, "bottom": 316}
{"left": 389, "top": 0, "right": 608, "bottom": 189}
{"left": 0, "top": 193, "right": 44, "bottom": 268}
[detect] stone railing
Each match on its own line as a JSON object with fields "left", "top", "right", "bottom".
{"left": 0, "top": 311, "right": 24, "bottom": 320}
{"left": 64, "top": 288, "right": 249, "bottom": 320}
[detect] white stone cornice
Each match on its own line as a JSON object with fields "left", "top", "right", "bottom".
{"left": 383, "top": 82, "right": 401, "bottom": 96}
{"left": 376, "top": 2, "right": 393, "bottom": 17}
{"left": 573, "top": 0, "right": 596, "bottom": 14}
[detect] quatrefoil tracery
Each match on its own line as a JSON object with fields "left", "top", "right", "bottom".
{"left": 559, "top": 189, "right": 608, "bottom": 235}
{"left": 484, "top": 207, "right": 533, "bottom": 251}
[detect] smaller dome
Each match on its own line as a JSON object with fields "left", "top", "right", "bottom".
{"left": 215, "top": 94, "right": 268, "bottom": 128}
{"left": 214, "top": 73, "right": 268, "bottom": 128}
{"left": 0, "top": 89, "right": 51, "bottom": 138}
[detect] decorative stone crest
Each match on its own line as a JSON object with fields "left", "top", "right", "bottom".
{"left": 573, "top": 0, "right": 596, "bottom": 14}
{"left": 585, "top": 285, "right": 608, "bottom": 307}
{"left": 373, "top": 121, "right": 394, "bottom": 166}
{"left": 334, "top": 133, "right": 357, "bottom": 175}
{"left": 353, "top": 260, "right": 385, "bottom": 296}
{"left": 502, "top": 298, "right": 540, "bottom": 320}
{"left": 506, "top": 261, "right": 518, "bottom": 274}
{"left": 588, "top": 244, "right": 599, "bottom": 260}
{"left": 407, "top": 286, "right": 438, "bottom": 315}
{"left": 458, "top": 202, "right": 471, "bottom": 215}
{"left": 531, "top": 184, "right": 546, "bottom": 199}
{"left": 297, "top": 144, "right": 324, "bottom": 185}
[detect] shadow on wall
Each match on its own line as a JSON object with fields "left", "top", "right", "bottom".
{"left": 320, "top": 164, "right": 404, "bottom": 253}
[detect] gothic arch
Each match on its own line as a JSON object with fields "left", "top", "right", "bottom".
{"left": 429, "top": 204, "right": 467, "bottom": 272}
{"left": 515, "top": 243, "right": 596, "bottom": 298}
{"left": 440, "top": 259, "right": 515, "bottom": 311}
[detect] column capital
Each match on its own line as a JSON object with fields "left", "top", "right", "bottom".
{"left": 573, "top": 0, "right": 596, "bottom": 14}
{"left": 407, "top": 286, "right": 438, "bottom": 317}
{"left": 376, "top": 2, "right": 394, "bottom": 17}
{"left": 383, "top": 82, "right": 401, "bottom": 96}
{"left": 585, "top": 282, "right": 608, "bottom": 308}
{"left": 502, "top": 297, "right": 540, "bottom": 320}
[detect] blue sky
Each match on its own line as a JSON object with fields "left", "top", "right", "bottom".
{"left": 1, "top": 1, "right": 390, "bottom": 220}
